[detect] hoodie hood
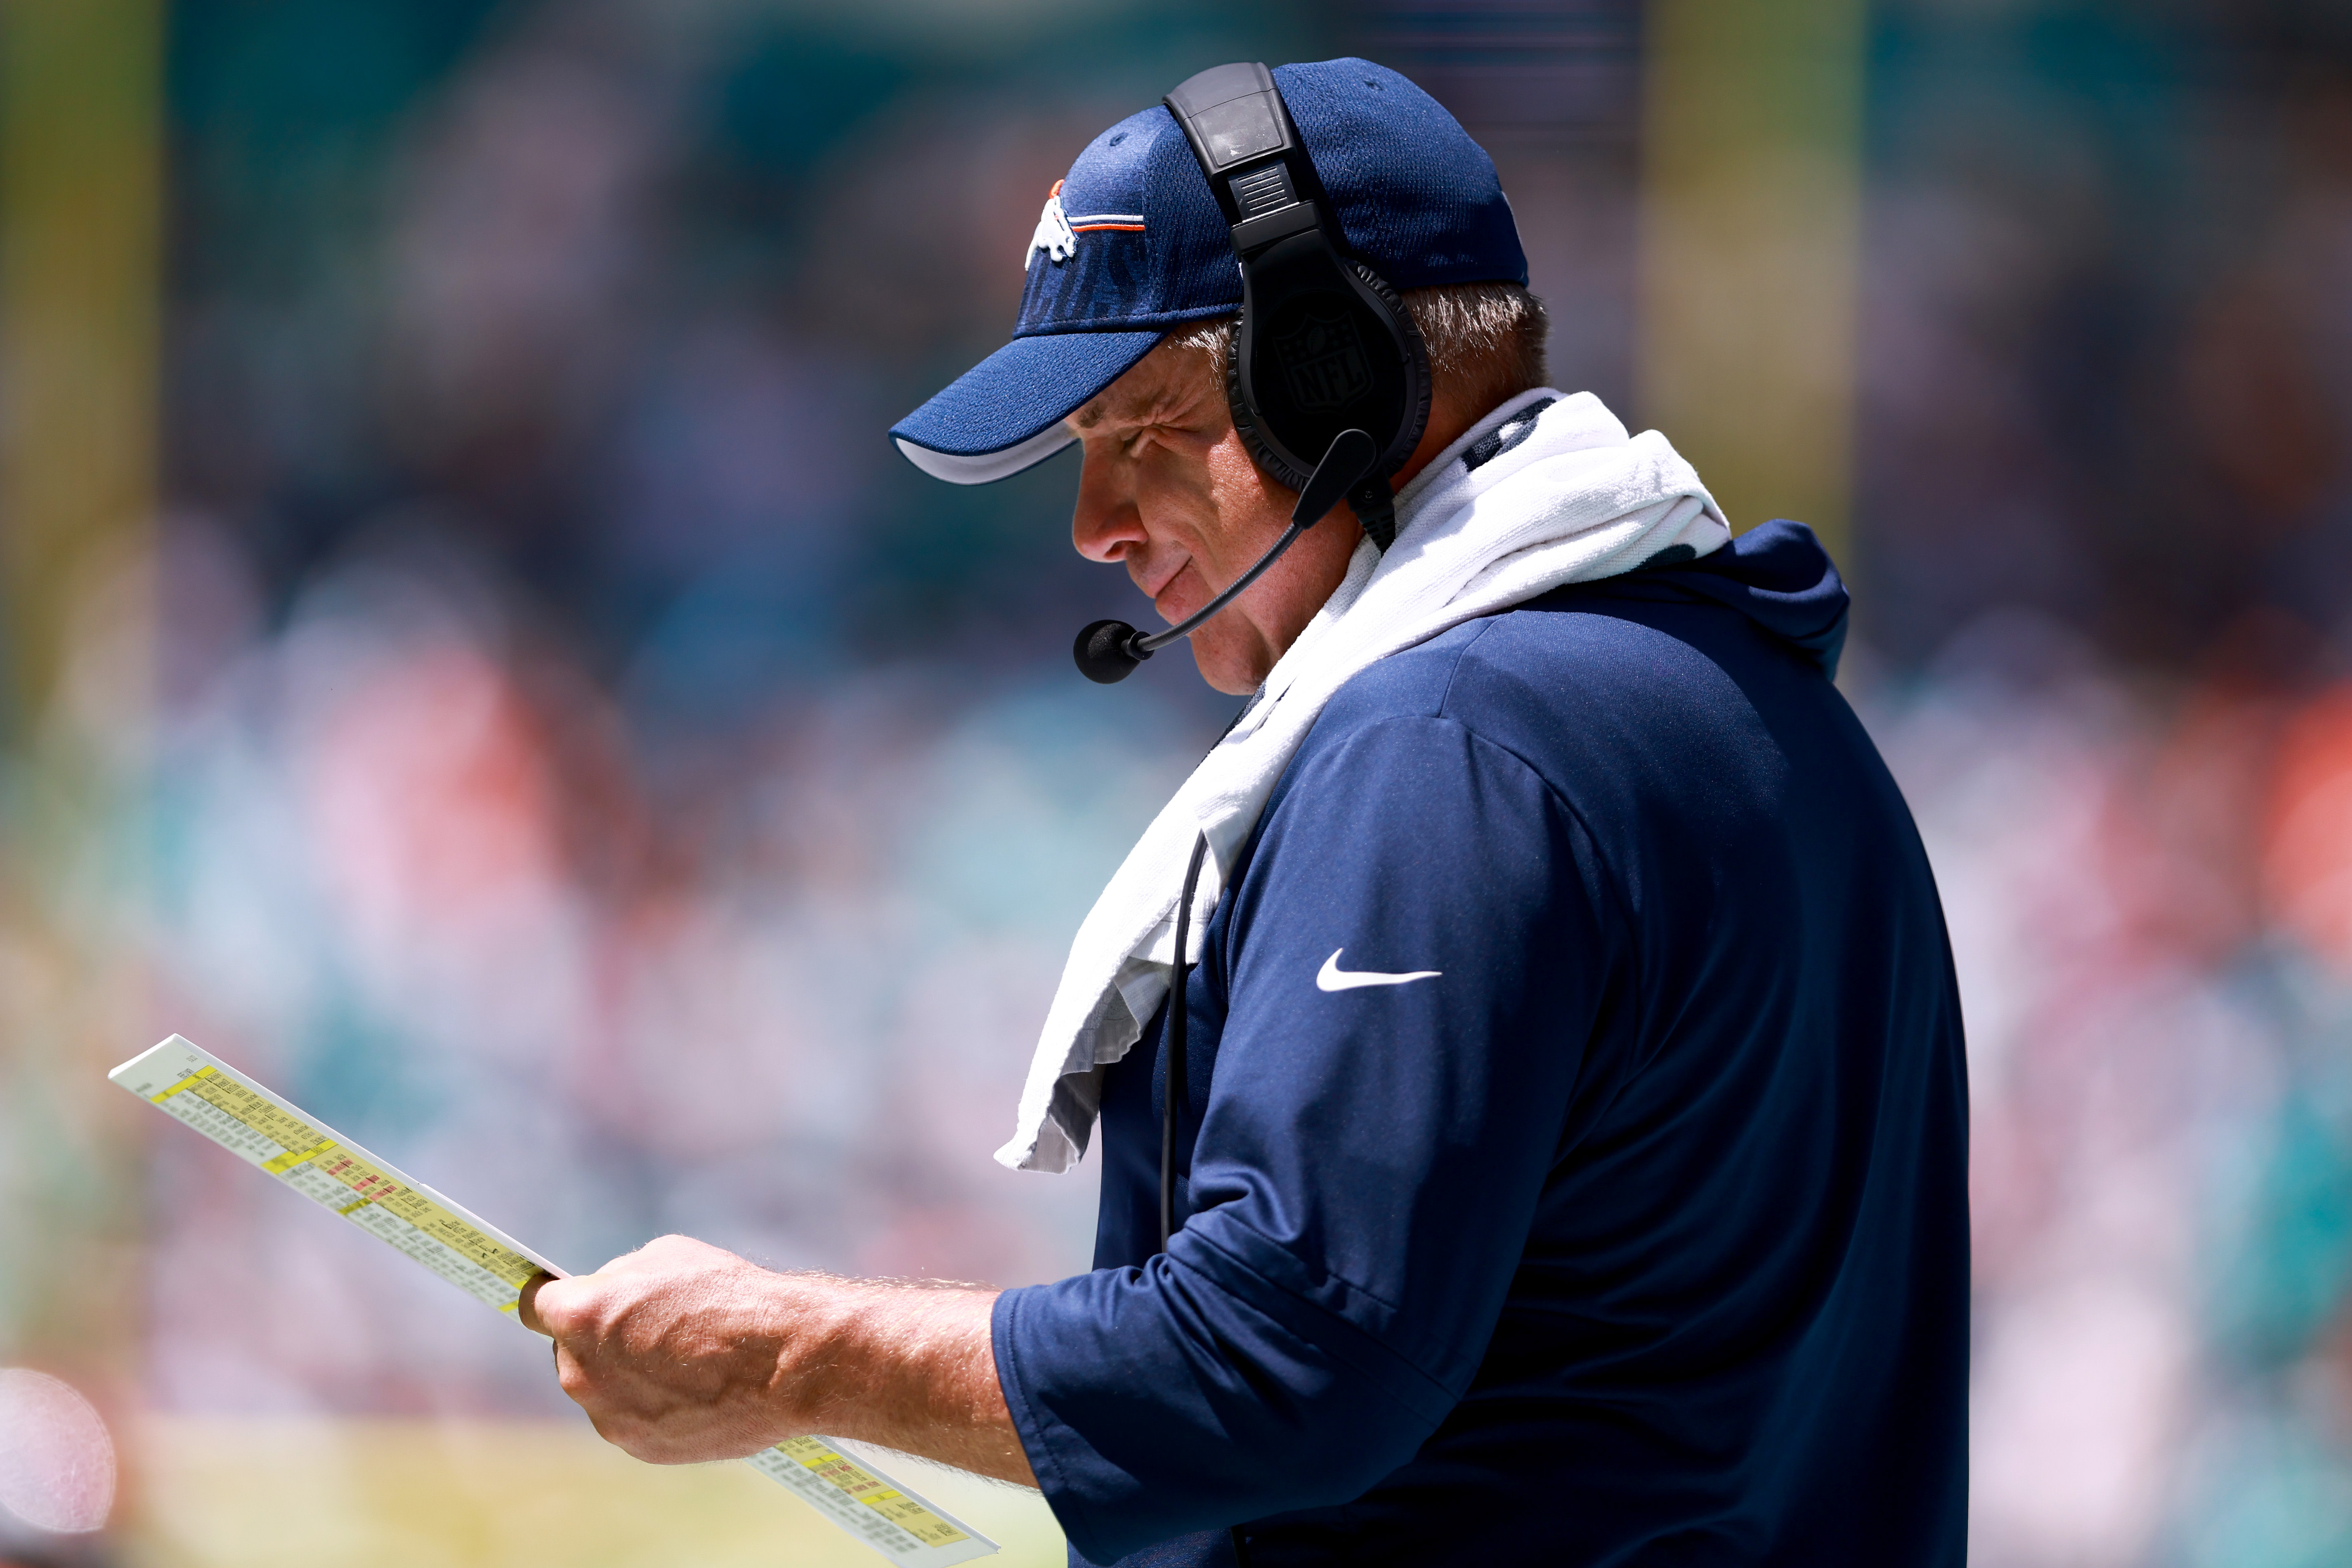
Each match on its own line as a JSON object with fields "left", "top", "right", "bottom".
{"left": 1598, "top": 518, "right": 1849, "bottom": 680}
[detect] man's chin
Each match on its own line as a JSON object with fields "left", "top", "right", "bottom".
{"left": 1186, "top": 636, "right": 1266, "bottom": 697}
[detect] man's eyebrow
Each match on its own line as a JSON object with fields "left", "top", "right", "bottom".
{"left": 1074, "top": 392, "right": 1158, "bottom": 431}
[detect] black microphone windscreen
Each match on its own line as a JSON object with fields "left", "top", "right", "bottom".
{"left": 1074, "top": 619, "right": 1146, "bottom": 684}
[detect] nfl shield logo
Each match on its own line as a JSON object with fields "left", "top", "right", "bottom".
{"left": 1275, "top": 303, "right": 1373, "bottom": 411}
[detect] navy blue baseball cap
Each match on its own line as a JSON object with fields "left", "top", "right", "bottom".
{"left": 890, "top": 58, "right": 1528, "bottom": 484}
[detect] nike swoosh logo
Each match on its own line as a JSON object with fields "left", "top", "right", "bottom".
{"left": 1316, "top": 949, "right": 1442, "bottom": 992}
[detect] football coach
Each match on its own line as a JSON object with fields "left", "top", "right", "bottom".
{"left": 521, "top": 59, "right": 1969, "bottom": 1567}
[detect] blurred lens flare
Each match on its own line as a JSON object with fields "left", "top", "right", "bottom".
{"left": 0, "top": 1369, "right": 115, "bottom": 1534}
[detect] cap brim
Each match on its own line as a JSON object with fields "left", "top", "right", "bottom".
{"left": 890, "top": 328, "right": 1164, "bottom": 485}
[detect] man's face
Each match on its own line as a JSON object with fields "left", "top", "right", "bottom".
{"left": 1066, "top": 339, "right": 1365, "bottom": 695}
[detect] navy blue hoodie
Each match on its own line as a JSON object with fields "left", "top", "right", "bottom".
{"left": 991, "top": 522, "right": 1969, "bottom": 1567}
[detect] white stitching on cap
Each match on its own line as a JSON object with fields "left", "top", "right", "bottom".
{"left": 1027, "top": 191, "right": 1077, "bottom": 268}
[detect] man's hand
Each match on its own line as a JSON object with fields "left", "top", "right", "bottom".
{"left": 516, "top": 1235, "right": 800, "bottom": 1463}
{"left": 517, "top": 1235, "right": 1037, "bottom": 1486}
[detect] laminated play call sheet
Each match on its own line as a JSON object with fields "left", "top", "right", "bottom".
{"left": 111, "top": 1034, "right": 997, "bottom": 1566}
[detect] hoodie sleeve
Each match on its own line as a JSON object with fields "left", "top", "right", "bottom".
{"left": 991, "top": 709, "right": 1619, "bottom": 1560}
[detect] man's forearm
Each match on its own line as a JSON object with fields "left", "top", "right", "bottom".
{"left": 775, "top": 1273, "right": 1036, "bottom": 1485}
{"left": 519, "top": 1235, "right": 1038, "bottom": 1487}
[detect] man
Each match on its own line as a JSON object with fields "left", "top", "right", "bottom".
{"left": 521, "top": 59, "right": 1969, "bottom": 1566}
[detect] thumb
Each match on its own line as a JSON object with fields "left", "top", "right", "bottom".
{"left": 515, "top": 1271, "right": 563, "bottom": 1336}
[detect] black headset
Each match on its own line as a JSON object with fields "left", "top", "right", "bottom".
{"left": 1112, "top": 71, "right": 1417, "bottom": 1562}
{"left": 1072, "top": 61, "right": 1431, "bottom": 684}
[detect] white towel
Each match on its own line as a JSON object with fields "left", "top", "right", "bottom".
{"left": 998, "top": 389, "right": 1732, "bottom": 1173}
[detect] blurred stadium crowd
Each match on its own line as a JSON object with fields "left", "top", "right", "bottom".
{"left": 2, "top": 0, "right": 2351, "bottom": 1564}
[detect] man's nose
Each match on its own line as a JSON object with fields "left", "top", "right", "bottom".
{"left": 1071, "top": 451, "right": 1149, "bottom": 563}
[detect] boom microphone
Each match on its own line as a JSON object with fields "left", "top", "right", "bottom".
{"left": 1073, "top": 428, "right": 1380, "bottom": 685}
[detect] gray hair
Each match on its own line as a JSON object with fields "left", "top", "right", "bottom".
{"left": 1162, "top": 281, "right": 1550, "bottom": 421}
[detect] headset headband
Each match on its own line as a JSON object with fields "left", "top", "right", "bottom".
{"left": 1067, "top": 65, "right": 1436, "bottom": 682}
{"left": 1163, "top": 63, "right": 1430, "bottom": 550}
{"left": 1164, "top": 63, "right": 1332, "bottom": 254}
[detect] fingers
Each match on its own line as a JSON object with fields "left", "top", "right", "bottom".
{"left": 551, "top": 1338, "right": 590, "bottom": 1401}
{"left": 515, "top": 1238, "right": 797, "bottom": 1468}
{"left": 520, "top": 1240, "right": 733, "bottom": 1342}
{"left": 515, "top": 1270, "right": 557, "bottom": 1336}
{"left": 519, "top": 1272, "right": 609, "bottom": 1344}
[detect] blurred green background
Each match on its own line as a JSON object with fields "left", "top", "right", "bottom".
{"left": 2, "top": 2, "right": 2351, "bottom": 1565}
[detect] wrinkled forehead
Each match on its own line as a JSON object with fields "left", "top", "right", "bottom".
{"left": 1066, "top": 335, "right": 1221, "bottom": 431}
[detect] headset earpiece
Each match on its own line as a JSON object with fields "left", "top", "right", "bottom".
{"left": 1223, "top": 260, "right": 1428, "bottom": 548}
{"left": 1166, "top": 63, "right": 1432, "bottom": 551}
{"left": 1070, "top": 64, "right": 1420, "bottom": 682}
{"left": 1348, "top": 260, "right": 1434, "bottom": 467}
